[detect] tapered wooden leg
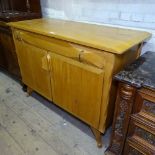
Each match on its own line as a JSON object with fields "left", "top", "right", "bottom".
{"left": 26, "top": 87, "right": 33, "bottom": 97}
{"left": 91, "top": 127, "right": 102, "bottom": 148}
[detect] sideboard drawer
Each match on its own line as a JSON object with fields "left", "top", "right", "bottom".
{"left": 13, "top": 29, "right": 106, "bottom": 69}
{"left": 14, "top": 29, "right": 81, "bottom": 59}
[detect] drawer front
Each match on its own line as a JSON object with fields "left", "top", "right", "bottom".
{"left": 141, "top": 99, "right": 155, "bottom": 118}
{"left": 124, "top": 117, "right": 155, "bottom": 155}
{"left": 134, "top": 127, "right": 155, "bottom": 146}
{"left": 124, "top": 88, "right": 155, "bottom": 155}
{"left": 124, "top": 139, "right": 155, "bottom": 155}
{"left": 133, "top": 89, "right": 155, "bottom": 122}
{"left": 13, "top": 29, "right": 106, "bottom": 69}
{"left": 125, "top": 143, "right": 144, "bottom": 155}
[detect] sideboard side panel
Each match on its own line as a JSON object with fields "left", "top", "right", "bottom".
{"left": 99, "top": 45, "right": 141, "bottom": 133}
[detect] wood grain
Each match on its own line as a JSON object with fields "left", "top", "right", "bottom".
{"left": 8, "top": 18, "right": 151, "bottom": 54}
{"left": 50, "top": 52, "right": 104, "bottom": 128}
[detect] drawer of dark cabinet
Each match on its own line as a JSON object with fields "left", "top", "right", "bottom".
{"left": 133, "top": 89, "right": 155, "bottom": 121}
{"left": 125, "top": 117, "right": 155, "bottom": 155}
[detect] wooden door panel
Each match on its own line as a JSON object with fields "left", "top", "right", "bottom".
{"left": 14, "top": 39, "right": 33, "bottom": 87}
{"left": 23, "top": 42, "right": 52, "bottom": 100}
{"left": 14, "top": 37, "right": 52, "bottom": 100}
{"left": 50, "top": 53, "right": 104, "bottom": 128}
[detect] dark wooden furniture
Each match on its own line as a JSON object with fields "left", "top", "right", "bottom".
{"left": 0, "top": 0, "right": 41, "bottom": 78}
{"left": 0, "top": 0, "right": 41, "bottom": 22}
{"left": 106, "top": 51, "right": 155, "bottom": 155}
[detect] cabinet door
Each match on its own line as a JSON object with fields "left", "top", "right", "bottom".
{"left": 14, "top": 36, "right": 52, "bottom": 100}
{"left": 50, "top": 53, "right": 104, "bottom": 128}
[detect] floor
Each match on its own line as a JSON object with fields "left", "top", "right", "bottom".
{"left": 0, "top": 71, "right": 111, "bottom": 155}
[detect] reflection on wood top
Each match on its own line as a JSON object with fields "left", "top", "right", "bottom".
{"left": 8, "top": 18, "right": 151, "bottom": 54}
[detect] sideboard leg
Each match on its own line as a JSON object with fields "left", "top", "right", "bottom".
{"left": 91, "top": 127, "right": 102, "bottom": 148}
{"left": 26, "top": 87, "right": 33, "bottom": 97}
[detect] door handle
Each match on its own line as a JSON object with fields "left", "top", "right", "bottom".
{"left": 42, "top": 55, "right": 48, "bottom": 71}
{"left": 42, "top": 53, "right": 51, "bottom": 71}
{"left": 47, "top": 53, "right": 51, "bottom": 62}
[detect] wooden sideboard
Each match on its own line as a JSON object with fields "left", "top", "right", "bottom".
{"left": 106, "top": 51, "right": 155, "bottom": 154}
{"left": 0, "top": 0, "right": 41, "bottom": 78}
{"left": 8, "top": 18, "right": 151, "bottom": 147}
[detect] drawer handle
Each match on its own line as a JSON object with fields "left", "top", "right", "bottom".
{"left": 79, "top": 51, "right": 105, "bottom": 68}
{"left": 79, "top": 50, "right": 84, "bottom": 62}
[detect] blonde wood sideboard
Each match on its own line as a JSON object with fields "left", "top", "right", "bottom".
{"left": 8, "top": 18, "right": 151, "bottom": 147}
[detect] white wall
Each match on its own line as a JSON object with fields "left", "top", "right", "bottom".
{"left": 40, "top": 0, "right": 155, "bottom": 53}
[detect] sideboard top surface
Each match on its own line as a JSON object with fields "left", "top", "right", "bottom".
{"left": 8, "top": 18, "right": 151, "bottom": 54}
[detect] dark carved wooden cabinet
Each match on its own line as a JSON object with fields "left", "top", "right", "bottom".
{"left": 0, "top": 0, "right": 41, "bottom": 78}
{"left": 106, "top": 52, "right": 155, "bottom": 155}
{"left": 125, "top": 88, "right": 155, "bottom": 155}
